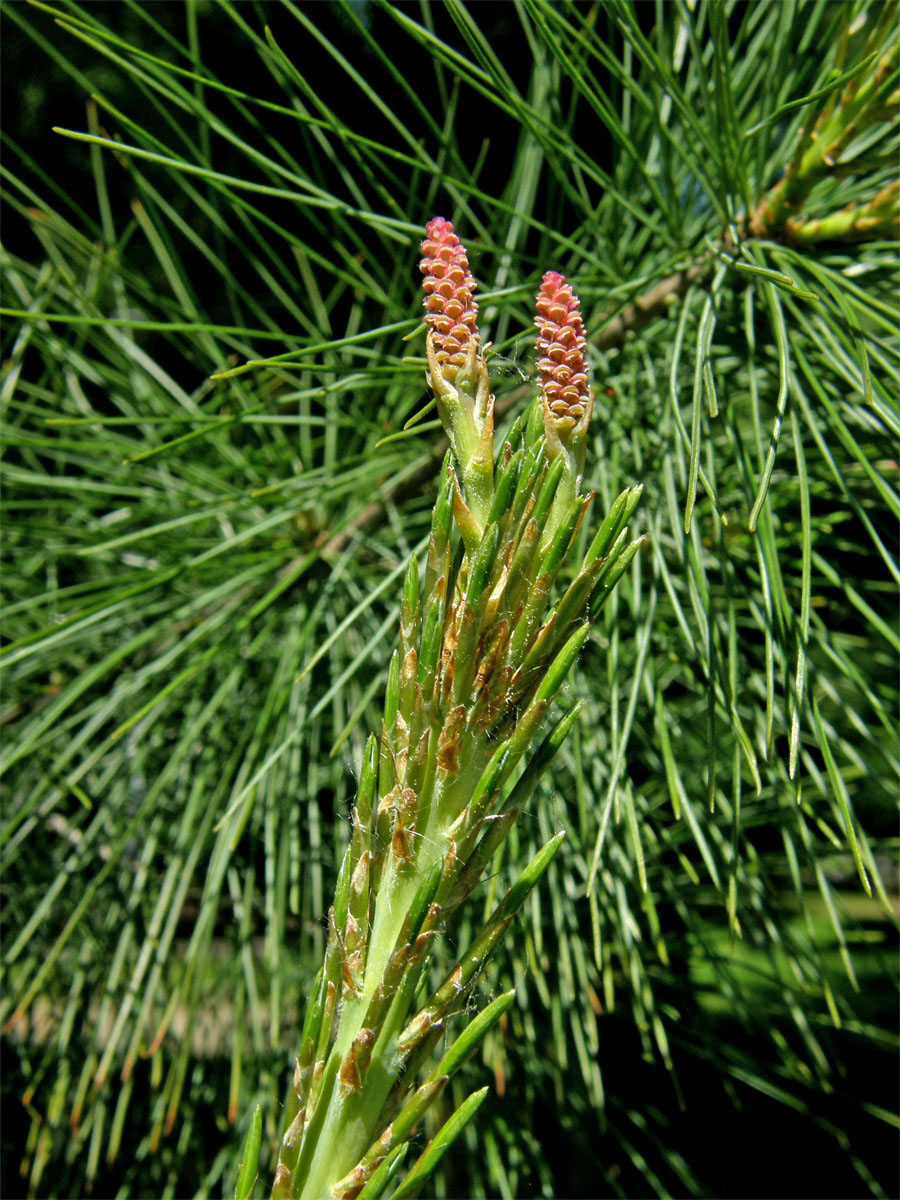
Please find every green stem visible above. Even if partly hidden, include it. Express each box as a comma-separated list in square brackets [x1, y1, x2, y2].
[290, 751, 489, 1196]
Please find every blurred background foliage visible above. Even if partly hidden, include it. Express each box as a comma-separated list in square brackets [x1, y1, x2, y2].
[1, 1, 897, 1197]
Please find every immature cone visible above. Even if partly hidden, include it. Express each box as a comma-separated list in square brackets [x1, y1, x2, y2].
[419, 217, 480, 383]
[535, 271, 593, 485]
[420, 217, 494, 528]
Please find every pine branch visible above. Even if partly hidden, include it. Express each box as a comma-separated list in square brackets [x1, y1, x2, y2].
[264, 220, 643, 1199]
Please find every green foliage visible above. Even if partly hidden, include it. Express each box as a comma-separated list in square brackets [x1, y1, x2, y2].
[2, 2, 897, 1198]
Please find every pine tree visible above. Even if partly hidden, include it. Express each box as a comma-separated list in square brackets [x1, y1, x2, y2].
[2, 3, 897, 1198]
